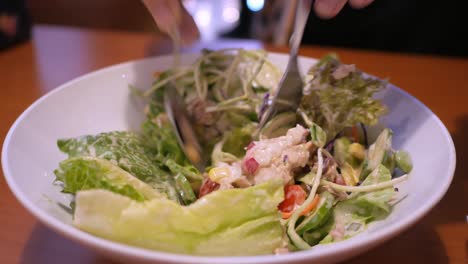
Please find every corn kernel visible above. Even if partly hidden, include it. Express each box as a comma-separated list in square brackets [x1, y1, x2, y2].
[208, 167, 231, 183]
[341, 163, 359, 186]
[349, 143, 365, 160]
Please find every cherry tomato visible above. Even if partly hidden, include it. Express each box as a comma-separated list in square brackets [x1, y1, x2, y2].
[199, 177, 219, 198]
[278, 185, 307, 213]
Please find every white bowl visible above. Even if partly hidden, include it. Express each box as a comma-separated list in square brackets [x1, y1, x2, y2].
[2, 53, 456, 264]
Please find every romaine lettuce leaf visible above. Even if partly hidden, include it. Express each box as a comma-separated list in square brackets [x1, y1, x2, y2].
[57, 131, 180, 201]
[141, 120, 202, 204]
[54, 157, 163, 202]
[141, 119, 187, 166]
[301, 54, 387, 141]
[73, 179, 285, 256]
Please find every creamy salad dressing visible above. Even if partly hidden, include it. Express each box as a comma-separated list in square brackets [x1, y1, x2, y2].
[243, 125, 312, 185]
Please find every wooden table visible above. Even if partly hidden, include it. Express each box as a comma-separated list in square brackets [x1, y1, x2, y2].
[1, 25, 467, 264]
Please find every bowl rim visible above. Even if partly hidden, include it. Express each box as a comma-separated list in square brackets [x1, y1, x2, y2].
[1, 52, 456, 263]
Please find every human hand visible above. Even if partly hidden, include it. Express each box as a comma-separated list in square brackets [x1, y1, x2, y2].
[142, 0, 199, 46]
[314, 0, 374, 19]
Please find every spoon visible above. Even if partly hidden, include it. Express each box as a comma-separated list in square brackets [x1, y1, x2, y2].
[164, 82, 206, 171]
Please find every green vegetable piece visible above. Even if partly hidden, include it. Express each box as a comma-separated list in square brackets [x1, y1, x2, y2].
[343, 165, 396, 220]
[174, 173, 197, 205]
[296, 192, 335, 234]
[382, 150, 396, 173]
[141, 120, 188, 166]
[318, 165, 396, 244]
[298, 171, 315, 185]
[142, 119, 203, 201]
[57, 131, 179, 201]
[300, 55, 388, 141]
[222, 124, 255, 157]
[302, 211, 335, 246]
[309, 123, 327, 148]
[360, 128, 393, 180]
[164, 159, 202, 182]
[54, 157, 163, 202]
[395, 150, 413, 173]
[318, 232, 334, 244]
[260, 112, 296, 138]
[334, 137, 352, 166]
[334, 137, 363, 170]
[73, 180, 285, 256]
[316, 214, 368, 245]
[211, 138, 241, 165]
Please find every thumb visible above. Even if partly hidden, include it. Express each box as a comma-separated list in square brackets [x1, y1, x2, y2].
[314, 0, 348, 19]
[142, 0, 199, 45]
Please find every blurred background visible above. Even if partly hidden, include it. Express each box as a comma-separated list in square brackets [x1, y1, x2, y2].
[1, 0, 467, 57]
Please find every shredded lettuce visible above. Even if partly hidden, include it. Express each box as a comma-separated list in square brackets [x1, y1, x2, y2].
[143, 49, 281, 162]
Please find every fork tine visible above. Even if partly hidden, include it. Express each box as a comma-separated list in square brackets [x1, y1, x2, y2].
[258, 0, 312, 130]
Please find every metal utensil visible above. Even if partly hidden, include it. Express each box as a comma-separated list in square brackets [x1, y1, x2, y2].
[164, 82, 206, 171]
[164, 0, 312, 170]
[258, 0, 312, 129]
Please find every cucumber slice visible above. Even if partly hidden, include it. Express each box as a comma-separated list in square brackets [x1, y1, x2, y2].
[395, 150, 413, 173]
[302, 211, 335, 246]
[382, 150, 396, 172]
[296, 192, 335, 234]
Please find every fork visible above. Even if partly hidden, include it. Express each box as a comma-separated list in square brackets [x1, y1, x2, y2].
[258, 0, 313, 129]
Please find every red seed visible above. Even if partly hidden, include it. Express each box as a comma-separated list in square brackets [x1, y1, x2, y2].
[243, 157, 259, 175]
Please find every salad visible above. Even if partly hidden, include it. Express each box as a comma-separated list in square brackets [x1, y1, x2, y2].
[53, 49, 412, 256]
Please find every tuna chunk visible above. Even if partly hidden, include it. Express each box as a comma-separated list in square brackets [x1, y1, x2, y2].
[242, 125, 312, 185]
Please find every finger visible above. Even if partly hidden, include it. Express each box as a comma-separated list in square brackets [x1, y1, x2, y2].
[142, 0, 181, 33]
[166, 0, 182, 23]
[314, 0, 348, 19]
[349, 0, 374, 9]
[179, 7, 200, 46]
[142, 0, 199, 45]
